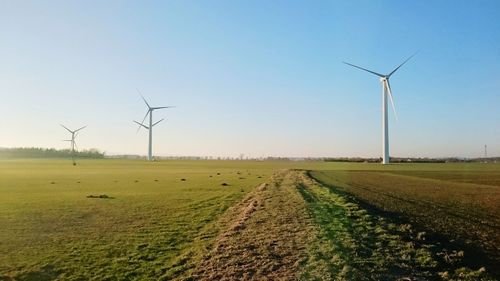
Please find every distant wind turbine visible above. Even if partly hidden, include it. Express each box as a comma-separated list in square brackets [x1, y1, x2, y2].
[134, 90, 175, 161]
[60, 124, 87, 166]
[343, 52, 417, 164]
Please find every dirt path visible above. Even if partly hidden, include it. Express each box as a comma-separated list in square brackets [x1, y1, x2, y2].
[189, 170, 495, 280]
[190, 170, 314, 280]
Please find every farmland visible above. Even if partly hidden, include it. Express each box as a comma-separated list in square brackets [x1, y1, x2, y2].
[0, 159, 499, 280]
[309, 166, 500, 279]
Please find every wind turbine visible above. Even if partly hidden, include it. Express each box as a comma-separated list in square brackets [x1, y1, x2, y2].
[343, 52, 417, 164]
[60, 124, 87, 165]
[134, 91, 174, 161]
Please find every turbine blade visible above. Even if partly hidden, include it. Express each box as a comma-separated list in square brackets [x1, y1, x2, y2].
[133, 120, 149, 129]
[342, 61, 385, 77]
[74, 125, 87, 133]
[386, 80, 398, 121]
[152, 118, 164, 127]
[137, 110, 150, 132]
[151, 106, 175, 110]
[387, 51, 418, 78]
[60, 124, 72, 133]
[137, 89, 151, 109]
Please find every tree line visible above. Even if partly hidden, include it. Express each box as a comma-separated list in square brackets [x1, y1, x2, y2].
[0, 147, 105, 159]
[323, 157, 499, 163]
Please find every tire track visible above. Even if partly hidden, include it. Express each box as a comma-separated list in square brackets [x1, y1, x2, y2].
[190, 170, 314, 280]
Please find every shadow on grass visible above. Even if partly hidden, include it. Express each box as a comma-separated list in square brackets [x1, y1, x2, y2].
[305, 170, 499, 280]
[298, 181, 419, 280]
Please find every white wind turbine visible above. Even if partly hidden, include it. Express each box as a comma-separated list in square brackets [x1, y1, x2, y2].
[60, 124, 87, 165]
[134, 91, 175, 161]
[343, 53, 416, 164]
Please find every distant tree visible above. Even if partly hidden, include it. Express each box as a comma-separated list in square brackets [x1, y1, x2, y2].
[0, 147, 105, 159]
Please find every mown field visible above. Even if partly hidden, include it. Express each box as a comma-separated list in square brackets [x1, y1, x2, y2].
[0, 159, 498, 280]
[0, 159, 274, 280]
[0, 159, 335, 280]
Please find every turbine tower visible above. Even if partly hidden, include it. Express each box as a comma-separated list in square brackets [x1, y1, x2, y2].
[60, 124, 86, 165]
[343, 53, 416, 164]
[134, 92, 174, 161]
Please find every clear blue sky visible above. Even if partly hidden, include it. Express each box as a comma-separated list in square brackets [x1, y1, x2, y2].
[1, 1, 499, 158]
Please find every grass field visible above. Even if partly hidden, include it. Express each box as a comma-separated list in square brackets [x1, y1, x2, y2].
[0, 159, 499, 280]
[0, 159, 280, 280]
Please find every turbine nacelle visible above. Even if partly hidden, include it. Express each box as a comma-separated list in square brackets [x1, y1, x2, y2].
[343, 52, 418, 122]
[60, 124, 87, 135]
[133, 118, 165, 130]
[135, 89, 174, 132]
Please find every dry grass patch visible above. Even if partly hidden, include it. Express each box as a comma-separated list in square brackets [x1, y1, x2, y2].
[191, 170, 315, 280]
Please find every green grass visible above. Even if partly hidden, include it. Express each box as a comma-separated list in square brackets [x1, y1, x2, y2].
[1, 159, 498, 280]
[0, 159, 285, 280]
[298, 173, 439, 280]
